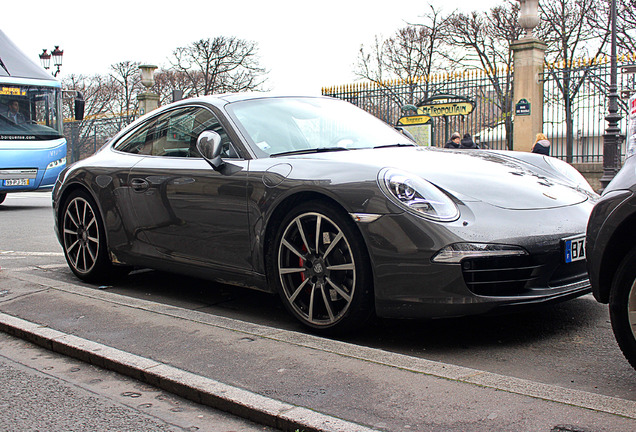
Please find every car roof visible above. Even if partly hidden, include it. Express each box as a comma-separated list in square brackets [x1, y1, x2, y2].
[183, 92, 330, 108]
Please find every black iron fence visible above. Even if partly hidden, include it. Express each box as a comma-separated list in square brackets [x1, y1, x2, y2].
[542, 55, 636, 163]
[323, 54, 636, 162]
[63, 114, 136, 163]
[322, 68, 514, 150]
[63, 55, 636, 164]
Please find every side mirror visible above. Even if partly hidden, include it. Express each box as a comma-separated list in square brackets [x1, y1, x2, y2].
[196, 130, 224, 170]
[74, 92, 85, 121]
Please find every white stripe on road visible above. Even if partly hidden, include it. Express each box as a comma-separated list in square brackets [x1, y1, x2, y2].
[0, 251, 64, 257]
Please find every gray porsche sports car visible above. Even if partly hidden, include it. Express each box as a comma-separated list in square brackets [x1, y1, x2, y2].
[53, 94, 597, 333]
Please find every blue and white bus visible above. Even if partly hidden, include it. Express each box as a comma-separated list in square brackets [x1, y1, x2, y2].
[0, 30, 82, 205]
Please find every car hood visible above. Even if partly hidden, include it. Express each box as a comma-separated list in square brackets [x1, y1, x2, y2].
[305, 147, 589, 210]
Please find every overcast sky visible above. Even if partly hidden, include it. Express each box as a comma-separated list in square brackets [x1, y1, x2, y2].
[3, 0, 503, 94]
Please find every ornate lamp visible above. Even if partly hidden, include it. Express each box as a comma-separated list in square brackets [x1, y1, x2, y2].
[39, 49, 51, 70]
[39, 46, 63, 77]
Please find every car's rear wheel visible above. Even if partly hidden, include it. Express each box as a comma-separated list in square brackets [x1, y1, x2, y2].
[610, 248, 636, 370]
[271, 201, 374, 334]
[61, 190, 112, 282]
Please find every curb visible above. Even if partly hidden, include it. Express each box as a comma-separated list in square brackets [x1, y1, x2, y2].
[0, 312, 378, 432]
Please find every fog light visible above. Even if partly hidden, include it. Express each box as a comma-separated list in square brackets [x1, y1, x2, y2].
[432, 243, 528, 263]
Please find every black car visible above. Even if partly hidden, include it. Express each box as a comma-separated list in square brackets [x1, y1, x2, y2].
[586, 114, 636, 369]
[53, 94, 597, 333]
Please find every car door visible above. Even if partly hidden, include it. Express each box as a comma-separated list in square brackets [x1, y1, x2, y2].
[125, 106, 252, 272]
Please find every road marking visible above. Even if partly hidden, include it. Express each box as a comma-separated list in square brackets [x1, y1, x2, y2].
[0, 250, 64, 257]
[4, 269, 636, 420]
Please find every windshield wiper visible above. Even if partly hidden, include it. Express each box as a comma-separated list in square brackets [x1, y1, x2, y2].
[271, 147, 350, 157]
[373, 143, 415, 149]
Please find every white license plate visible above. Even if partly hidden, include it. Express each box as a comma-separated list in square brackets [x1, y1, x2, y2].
[3, 178, 30, 186]
[564, 235, 586, 263]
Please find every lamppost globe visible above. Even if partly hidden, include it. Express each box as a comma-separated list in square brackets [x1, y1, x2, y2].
[52, 46, 63, 68]
[39, 49, 51, 70]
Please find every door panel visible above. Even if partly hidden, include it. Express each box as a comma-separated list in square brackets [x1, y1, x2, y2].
[128, 155, 251, 271]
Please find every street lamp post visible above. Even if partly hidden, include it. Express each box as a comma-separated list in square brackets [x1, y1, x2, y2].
[39, 46, 64, 77]
[600, 0, 622, 191]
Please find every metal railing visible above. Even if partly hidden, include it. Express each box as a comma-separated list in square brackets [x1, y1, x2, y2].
[63, 56, 636, 164]
[324, 55, 636, 162]
[323, 68, 514, 150]
[64, 115, 136, 163]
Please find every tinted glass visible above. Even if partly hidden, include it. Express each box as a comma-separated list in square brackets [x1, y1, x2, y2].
[114, 106, 238, 158]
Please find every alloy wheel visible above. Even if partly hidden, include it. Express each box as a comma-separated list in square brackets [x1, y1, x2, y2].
[277, 211, 356, 327]
[63, 196, 100, 275]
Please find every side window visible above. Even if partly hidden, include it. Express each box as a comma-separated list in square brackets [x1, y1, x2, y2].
[114, 106, 239, 158]
[189, 108, 238, 158]
[113, 119, 158, 155]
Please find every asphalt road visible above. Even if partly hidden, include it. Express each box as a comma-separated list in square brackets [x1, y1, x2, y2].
[1, 191, 634, 405]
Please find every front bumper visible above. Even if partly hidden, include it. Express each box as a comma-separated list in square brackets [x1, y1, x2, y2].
[356, 200, 593, 319]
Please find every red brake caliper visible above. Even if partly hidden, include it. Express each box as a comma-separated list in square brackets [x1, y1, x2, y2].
[300, 244, 307, 281]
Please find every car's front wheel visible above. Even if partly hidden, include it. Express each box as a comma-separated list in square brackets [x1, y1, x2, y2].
[61, 190, 112, 282]
[610, 248, 636, 370]
[271, 201, 374, 333]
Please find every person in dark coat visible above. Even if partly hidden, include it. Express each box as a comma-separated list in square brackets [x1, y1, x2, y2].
[531, 133, 550, 155]
[459, 133, 478, 149]
[444, 131, 461, 148]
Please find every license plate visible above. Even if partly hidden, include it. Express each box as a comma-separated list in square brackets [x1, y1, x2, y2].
[3, 178, 30, 186]
[564, 235, 586, 263]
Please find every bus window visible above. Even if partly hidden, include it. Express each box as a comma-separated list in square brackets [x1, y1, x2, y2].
[0, 85, 63, 140]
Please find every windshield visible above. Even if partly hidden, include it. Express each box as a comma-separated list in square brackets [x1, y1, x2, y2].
[0, 84, 63, 140]
[226, 97, 413, 157]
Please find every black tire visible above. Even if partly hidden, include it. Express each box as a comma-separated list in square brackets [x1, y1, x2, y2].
[609, 248, 636, 370]
[0, 193, 6, 205]
[60, 190, 114, 282]
[270, 200, 374, 334]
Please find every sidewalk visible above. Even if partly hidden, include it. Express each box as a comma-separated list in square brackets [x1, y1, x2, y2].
[0, 269, 634, 432]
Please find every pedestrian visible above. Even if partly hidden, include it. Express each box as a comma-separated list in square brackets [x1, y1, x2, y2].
[459, 133, 478, 149]
[532, 133, 550, 155]
[444, 131, 461, 148]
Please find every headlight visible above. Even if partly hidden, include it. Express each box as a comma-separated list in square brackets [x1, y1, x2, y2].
[46, 157, 66, 170]
[431, 243, 528, 263]
[379, 168, 459, 221]
[543, 156, 595, 194]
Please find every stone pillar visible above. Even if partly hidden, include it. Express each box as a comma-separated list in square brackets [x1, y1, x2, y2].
[511, 38, 547, 152]
[137, 92, 160, 116]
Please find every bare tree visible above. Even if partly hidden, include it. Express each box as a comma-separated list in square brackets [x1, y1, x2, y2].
[538, 0, 611, 162]
[355, 4, 449, 106]
[169, 36, 267, 96]
[153, 69, 196, 106]
[589, 0, 636, 54]
[445, 1, 521, 148]
[62, 73, 120, 160]
[109, 61, 141, 119]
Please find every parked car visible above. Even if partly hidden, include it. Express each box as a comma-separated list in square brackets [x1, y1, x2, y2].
[53, 94, 597, 333]
[586, 95, 636, 369]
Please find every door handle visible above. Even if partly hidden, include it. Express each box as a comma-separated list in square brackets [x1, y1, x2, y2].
[130, 178, 149, 191]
